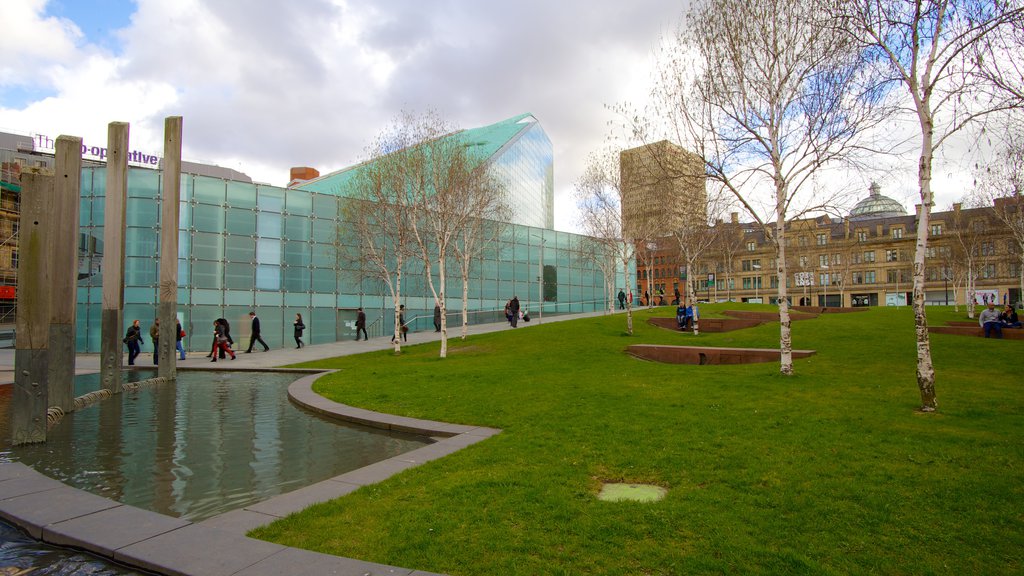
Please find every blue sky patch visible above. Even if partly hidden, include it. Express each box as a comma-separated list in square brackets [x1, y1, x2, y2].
[44, 0, 135, 52]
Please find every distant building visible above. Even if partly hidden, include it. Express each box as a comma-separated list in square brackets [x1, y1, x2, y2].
[620, 140, 706, 240]
[637, 183, 1022, 307]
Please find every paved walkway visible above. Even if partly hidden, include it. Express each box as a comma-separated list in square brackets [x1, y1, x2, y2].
[0, 309, 614, 575]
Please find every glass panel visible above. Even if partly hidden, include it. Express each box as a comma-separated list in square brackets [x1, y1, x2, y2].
[256, 238, 281, 264]
[178, 258, 189, 285]
[125, 256, 158, 286]
[257, 211, 282, 238]
[312, 268, 336, 293]
[191, 260, 222, 290]
[313, 194, 338, 216]
[225, 208, 256, 236]
[126, 199, 159, 228]
[192, 232, 224, 261]
[226, 181, 258, 209]
[125, 228, 158, 257]
[283, 241, 310, 267]
[258, 187, 285, 212]
[128, 169, 160, 199]
[225, 262, 255, 290]
[311, 243, 336, 268]
[225, 235, 255, 262]
[193, 203, 224, 233]
[283, 266, 310, 292]
[256, 265, 280, 290]
[311, 218, 336, 243]
[194, 177, 226, 204]
[286, 190, 312, 216]
[178, 200, 190, 229]
[284, 215, 311, 242]
[125, 286, 156, 304]
[178, 231, 191, 259]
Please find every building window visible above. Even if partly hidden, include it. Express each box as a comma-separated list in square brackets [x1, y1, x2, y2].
[891, 227, 903, 239]
[864, 251, 875, 263]
[887, 269, 898, 283]
[852, 271, 863, 284]
[925, 247, 936, 258]
[742, 259, 752, 272]
[819, 272, 830, 286]
[832, 253, 841, 265]
[799, 256, 808, 268]
[799, 236, 808, 247]
[11, 250, 17, 269]
[885, 249, 898, 262]
[857, 230, 868, 242]
[981, 242, 995, 256]
[852, 252, 862, 264]
[930, 223, 942, 236]
[770, 275, 779, 288]
[865, 271, 876, 283]
[742, 277, 752, 289]
[818, 254, 829, 267]
[746, 241, 756, 251]
[1010, 262, 1021, 277]
[982, 264, 995, 279]
[816, 233, 827, 246]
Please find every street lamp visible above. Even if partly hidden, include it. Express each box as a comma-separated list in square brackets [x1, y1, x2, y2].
[821, 264, 829, 308]
[751, 264, 761, 303]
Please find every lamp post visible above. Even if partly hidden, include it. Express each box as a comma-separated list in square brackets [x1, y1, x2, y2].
[751, 264, 761, 303]
[821, 264, 829, 308]
[943, 269, 949, 306]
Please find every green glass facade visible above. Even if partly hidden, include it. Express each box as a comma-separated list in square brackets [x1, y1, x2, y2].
[74, 168, 616, 353]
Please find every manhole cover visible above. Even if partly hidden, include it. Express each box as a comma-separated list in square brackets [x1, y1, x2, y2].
[597, 483, 667, 502]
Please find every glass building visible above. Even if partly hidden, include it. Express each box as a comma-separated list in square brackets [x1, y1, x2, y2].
[72, 115, 621, 352]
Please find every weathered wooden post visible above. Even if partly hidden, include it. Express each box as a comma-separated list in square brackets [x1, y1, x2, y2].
[48, 136, 82, 412]
[100, 122, 129, 394]
[11, 168, 56, 444]
[157, 117, 182, 378]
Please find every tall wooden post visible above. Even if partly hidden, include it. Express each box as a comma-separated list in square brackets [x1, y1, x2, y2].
[158, 117, 182, 378]
[100, 122, 129, 394]
[11, 169, 56, 444]
[48, 136, 82, 412]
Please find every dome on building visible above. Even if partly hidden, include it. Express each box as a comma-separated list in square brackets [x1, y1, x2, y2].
[849, 182, 907, 220]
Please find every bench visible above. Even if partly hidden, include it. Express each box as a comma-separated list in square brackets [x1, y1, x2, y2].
[928, 325, 1024, 340]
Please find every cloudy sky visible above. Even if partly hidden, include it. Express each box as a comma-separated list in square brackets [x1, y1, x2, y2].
[0, 0, 989, 233]
[0, 0, 693, 231]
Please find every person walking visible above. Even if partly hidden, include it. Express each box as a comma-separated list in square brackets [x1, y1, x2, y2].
[617, 289, 626, 310]
[124, 319, 143, 366]
[149, 318, 160, 365]
[355, 307, 368, 341]
[391, 305, 407, 343]
[246, 311, 269, 352]
[207, 317, 232, 359]
[433, 303, 442, 332]
[510, 296, 520, 328]
[175, 320, 186, 360]
[211, 319, 236, 361]
[293, 313, 305, 348]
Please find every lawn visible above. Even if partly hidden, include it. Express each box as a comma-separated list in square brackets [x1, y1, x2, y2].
[251, 304, 1024, 575]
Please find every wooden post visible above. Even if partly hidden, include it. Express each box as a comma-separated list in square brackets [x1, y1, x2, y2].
[158, 117, 182, 378]
[11, 169, 56, 444]
[48, 136, 82, 412]
[100, 122, 129, 394]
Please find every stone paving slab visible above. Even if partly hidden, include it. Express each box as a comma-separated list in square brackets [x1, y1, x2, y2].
[196, 508, 278, 534]
[43, 504, 191, 556]
[237, 546, 414, 576]
[0, 483, 121, 539]
[0, 461, 34, 481]
[332, 457, 422, 486]
[114, 523, 287, 576]
[0, 472, 67, 500]
[391, 442, 466, 464]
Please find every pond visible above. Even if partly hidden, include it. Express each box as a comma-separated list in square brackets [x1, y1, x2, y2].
[0, 519, 145, 575]
[0, 370, 432, 522]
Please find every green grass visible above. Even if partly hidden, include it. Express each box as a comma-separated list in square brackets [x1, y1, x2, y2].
[251, 304, 1024, 575]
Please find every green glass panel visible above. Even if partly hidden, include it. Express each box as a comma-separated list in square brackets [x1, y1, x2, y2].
[225, 262, 254, 290]
[256, 265, 280, 290]
[125, 228, 158, 257]
[191, 260, 222, 290]
[125, 256, 157, 286]
[178, 200, 190, 229]
[225, 235, 255, 262]
[284, 240, 310, 267]
[311, 218, 336, 243]
[257, 211, 282, 238]
[313, 194, 338, 216]
[193, 203, 224, 233]
[178, 231, 190, 259]
[226, 181, 258, 209]
[126, 199, 159, 228]
[128, 169, 160, 198]
[225, 208, 256, 235]
[258, 187, 285, 212]
[311, 243, 336, 268]
[286, 190, 312, 216]
[311, 268, 336, 293]
[178, 259, 189, 285]
[285, 215, 311, 242]
[194, 177, 226, 204]
[125, 286, 156, 304]
[256, 238, 280, 264]
[283, 266, 310, 292]
[192, 232, 224, 261]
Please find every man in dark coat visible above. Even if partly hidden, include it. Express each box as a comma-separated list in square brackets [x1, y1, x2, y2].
[433, 304, 442, 332]
[510, 296, 521, 328]
[355, 307, 368, 341]
[246, 311, 269, 352]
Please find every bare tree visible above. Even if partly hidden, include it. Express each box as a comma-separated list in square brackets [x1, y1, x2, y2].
[647, 0, 876, 375]
[575, 150, 638, 334]
[836, 0, 1024, 411]
[451, 170, 507, 340]
[975, 126, 1024, 305]
[671, 184, 730, 334]
[343, 124, 418, 354]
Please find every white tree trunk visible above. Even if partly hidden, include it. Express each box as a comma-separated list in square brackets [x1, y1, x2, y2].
[912, 127, 937, 412]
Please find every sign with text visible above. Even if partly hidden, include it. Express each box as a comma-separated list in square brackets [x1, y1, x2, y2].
[33, 134, 159, 167]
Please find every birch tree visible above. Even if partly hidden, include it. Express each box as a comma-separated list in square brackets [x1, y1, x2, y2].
[648, 0, 877, 375]
[975, 127, 1024, 305]
[451, 169, 507, 340]
[835, 0, 1024, 411]
[575, 150, 638, 334]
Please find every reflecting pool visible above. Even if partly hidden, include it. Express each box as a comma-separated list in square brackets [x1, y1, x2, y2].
[0, 371, 432, 521]
[0, 520, 144, 575]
